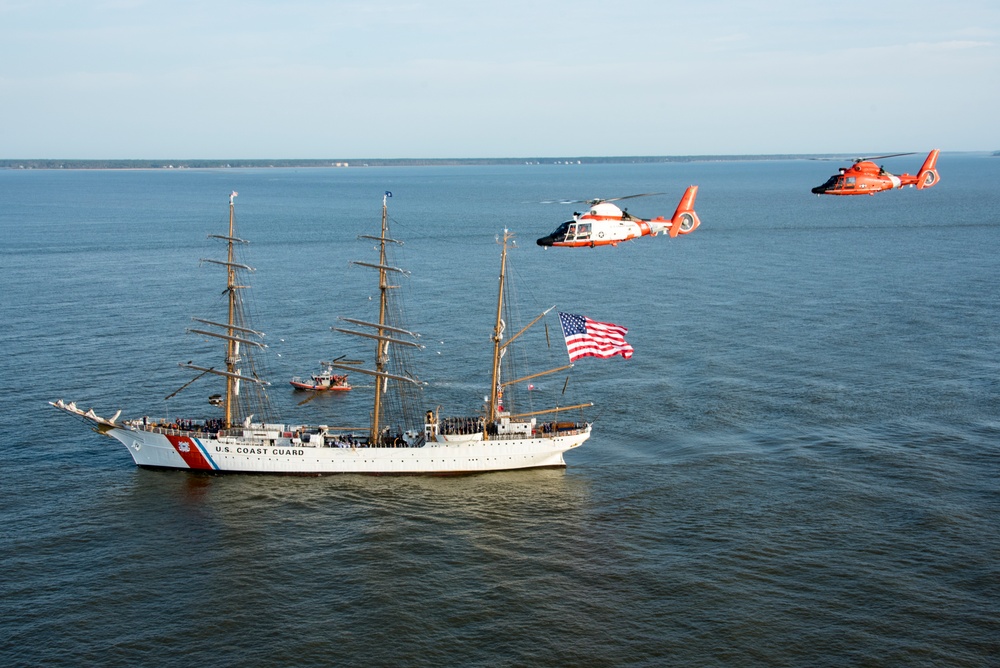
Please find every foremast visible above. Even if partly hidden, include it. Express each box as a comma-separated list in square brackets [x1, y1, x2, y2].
[181, 191, 272, 430]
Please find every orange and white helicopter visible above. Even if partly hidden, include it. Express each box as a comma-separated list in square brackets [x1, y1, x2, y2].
[811, 150, 940, 196]
[536, 186, 700, 248]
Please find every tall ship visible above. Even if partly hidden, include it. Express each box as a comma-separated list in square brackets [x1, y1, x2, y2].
[52, 192, 592, 474]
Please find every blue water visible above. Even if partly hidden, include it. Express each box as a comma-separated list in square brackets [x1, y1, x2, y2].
[1, 156, 999, 666]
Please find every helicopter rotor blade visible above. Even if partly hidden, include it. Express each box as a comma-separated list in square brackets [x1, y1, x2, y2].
[536, 192, 667, 206]
[854, 152, 917, 163]
[537, 198, 591, 205]
[810, 152, 917, 163]
[602, 192, 667, 203]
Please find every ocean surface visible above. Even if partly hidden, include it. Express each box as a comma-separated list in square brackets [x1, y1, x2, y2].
[1, 155, 998, 666]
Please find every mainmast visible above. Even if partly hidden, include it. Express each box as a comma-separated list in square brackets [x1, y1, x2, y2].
[224, 191, 239, 428]
[371, 193, 392, 442]
[331, 192, 422, 445]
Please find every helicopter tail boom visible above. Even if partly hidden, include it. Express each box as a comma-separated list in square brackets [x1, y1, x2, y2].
[915, 149, 940, 190]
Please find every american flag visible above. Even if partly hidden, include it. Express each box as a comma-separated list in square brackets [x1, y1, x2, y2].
[559, 312, 633, 362]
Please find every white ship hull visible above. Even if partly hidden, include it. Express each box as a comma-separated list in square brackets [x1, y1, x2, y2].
[103, 424, 590, 475]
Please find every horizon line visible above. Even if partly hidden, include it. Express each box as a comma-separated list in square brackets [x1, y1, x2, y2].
[3, 151, 990, 170]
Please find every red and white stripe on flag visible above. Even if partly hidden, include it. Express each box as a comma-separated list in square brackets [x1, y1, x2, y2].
[559, 312, 633, 362]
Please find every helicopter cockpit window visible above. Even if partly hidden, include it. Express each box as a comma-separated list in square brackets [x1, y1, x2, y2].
[845, 176, 856, 188]
[575, 223, 591, 240]
[554, 222, 571, 239]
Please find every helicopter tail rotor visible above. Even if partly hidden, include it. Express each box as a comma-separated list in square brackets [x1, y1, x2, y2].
[915, 149, 941, 189]
[668, 186, 700, 237]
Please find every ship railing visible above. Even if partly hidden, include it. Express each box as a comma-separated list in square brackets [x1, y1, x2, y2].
[128, 422, 587, 441]
[123, 418, 226, 439]
[532, 424, 588, 439]
[135, 424, 217, 438]
[328, 442, 421, 449]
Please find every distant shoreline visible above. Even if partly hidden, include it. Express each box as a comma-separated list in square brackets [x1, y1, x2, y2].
[2, 152, 993, 170]
[0, 155, 876, 170]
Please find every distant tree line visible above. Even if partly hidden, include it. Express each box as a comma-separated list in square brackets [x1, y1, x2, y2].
[1, 155, 852, 170]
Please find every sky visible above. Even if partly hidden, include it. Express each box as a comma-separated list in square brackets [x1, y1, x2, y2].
[1, 0, 998, 159]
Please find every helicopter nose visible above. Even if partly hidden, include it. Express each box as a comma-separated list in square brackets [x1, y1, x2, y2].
[536, 235, 553, 247]
[811, 185, 826, 194]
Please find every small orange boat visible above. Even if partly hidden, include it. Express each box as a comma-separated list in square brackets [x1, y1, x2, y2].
[290, 362, 352, 391]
